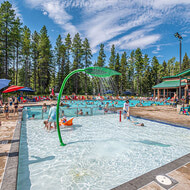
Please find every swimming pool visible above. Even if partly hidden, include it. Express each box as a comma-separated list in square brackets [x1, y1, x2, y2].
[17, 108, 190, 190]
[60, 99, 170, 108]
[25, 99, 170, 120]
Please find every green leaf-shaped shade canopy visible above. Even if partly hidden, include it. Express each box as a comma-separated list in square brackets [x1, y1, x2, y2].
[84, 67, 121, 78]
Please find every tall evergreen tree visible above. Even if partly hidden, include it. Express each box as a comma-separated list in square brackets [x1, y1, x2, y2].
[182, 53, 190, 71]
[115, 53, 120, 94]
[21, 26, 31, 87]
[12, 17, 22, 85]
[151, 56, 160, 85]
[0, 1, 16, 78]
[120, 52, 127, 93]
[97, 44, 106, 67]
[54, 34, 63, 89]
[37, 25, 52, 93]
[128, 50, 135, 92]
[134, 48, 144, 95]
[142, 66, 153, 96]
[109, 44, 116, 70]
[71, 33, 83, 94]
[82, 38, 92, 93]
[64, 33, 72, 94]
[31, 31, 39, 90]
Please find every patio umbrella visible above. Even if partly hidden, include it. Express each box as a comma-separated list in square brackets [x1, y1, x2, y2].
[0, 79, 11, 90]
[17, 87, 35, 92]
[123, 91, 132, 95]
[104, 90, 114, 94]
[2, 85, 24, 93]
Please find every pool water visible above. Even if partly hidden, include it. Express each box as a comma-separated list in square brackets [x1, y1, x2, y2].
[25, 99, 170, 120]
[17, 110, 190, 190]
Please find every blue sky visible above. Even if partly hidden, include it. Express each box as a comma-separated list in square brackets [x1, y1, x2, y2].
[10, 0, 190, 65]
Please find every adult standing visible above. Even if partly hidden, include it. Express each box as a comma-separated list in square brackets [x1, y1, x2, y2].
[123, 100, 130, 119]
[48, 104, 57, 131]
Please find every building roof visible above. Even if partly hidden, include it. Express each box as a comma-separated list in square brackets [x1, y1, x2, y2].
[162, 68, 190, 79]
[152, 80, 187, 89]
[176, 68, 190, 77]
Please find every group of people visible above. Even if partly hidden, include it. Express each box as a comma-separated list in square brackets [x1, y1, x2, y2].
[1, 96, 19, 119]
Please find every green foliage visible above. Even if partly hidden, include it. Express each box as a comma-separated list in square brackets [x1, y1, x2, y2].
[97, 44, 106, 67]
[109, 44, 116, 70]
[182, 53, 190, 71]
[1, 1, 190, 96]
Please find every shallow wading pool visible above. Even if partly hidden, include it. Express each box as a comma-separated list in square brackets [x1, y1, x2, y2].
[17, 110, 190, 190]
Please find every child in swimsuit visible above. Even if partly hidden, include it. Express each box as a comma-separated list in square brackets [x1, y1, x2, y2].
[4, 103, 9, 119]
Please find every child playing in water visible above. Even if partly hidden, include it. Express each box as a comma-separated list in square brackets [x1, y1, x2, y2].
[127, 112, 144, 126]
[44, 120, 49, 130]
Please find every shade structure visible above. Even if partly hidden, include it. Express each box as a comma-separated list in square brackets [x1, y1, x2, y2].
[84, 67, 121, 78]
[123, 91, 132, 95]
[0, 79, 11, 90]
[56, 67, 122, 146]
[104, 90, 114, 94]
[3, 85, 24, 93]
[17, 87, 35, 92]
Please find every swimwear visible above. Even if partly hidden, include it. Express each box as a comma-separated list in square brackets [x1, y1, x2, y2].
[123, 103, 129, 112]
[48, 106, 57, 122]
[4, 106, 8, 113]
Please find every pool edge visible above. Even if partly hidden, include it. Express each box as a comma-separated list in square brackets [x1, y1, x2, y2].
[0, 110, 23, 190]
[111, 153, 190, 190]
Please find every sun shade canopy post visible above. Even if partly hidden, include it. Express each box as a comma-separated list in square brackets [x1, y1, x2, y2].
[56, 67, 121, 146]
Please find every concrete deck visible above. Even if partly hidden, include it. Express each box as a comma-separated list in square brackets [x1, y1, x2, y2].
[130, 106, 190, 128]
[0, 113, 19, 188]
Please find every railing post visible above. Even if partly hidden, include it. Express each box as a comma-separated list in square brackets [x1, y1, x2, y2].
[91, 108, 93, 116]
[77, 108, 78, 117]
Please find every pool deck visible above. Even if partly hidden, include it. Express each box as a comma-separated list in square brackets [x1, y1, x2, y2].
[0, 102, 190, 190]
[130, 105, 190, 128]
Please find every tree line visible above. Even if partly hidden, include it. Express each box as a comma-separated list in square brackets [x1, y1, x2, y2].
[0, 1, 190, 95]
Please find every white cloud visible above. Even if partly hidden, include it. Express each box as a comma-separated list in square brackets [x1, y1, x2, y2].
[25, 0, 190, 53]
[43, 11, 48, 15]
[25, 0, 78, 36]
[110, 28, 160, 50]
[11, 2, 23, 21]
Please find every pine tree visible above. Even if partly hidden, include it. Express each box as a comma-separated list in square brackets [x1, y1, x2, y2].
[115, 53, 120, 94]
[142, 66, 153, 96]
[151, 56, 160, 85]
[31, 31, 39, 90]
[54, 35, 63, 89]
[0, 1, 16, 78]
[182, 53, 190, 71]
[134, 48, 144, 95]
[82, 38, 92, 93]
[12, 17, 22, 85]
[71, 33, 83, 94]
[97, 44, 106, 67]
[120, 52, 127, 93]
[37, 26, 52, 94]
[109, 44, 116, 70]
[21, 26, 31, 87]
[64, 33, 72, 94]
[128, 50, 135, 92]
[167, 57, 175, 76]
